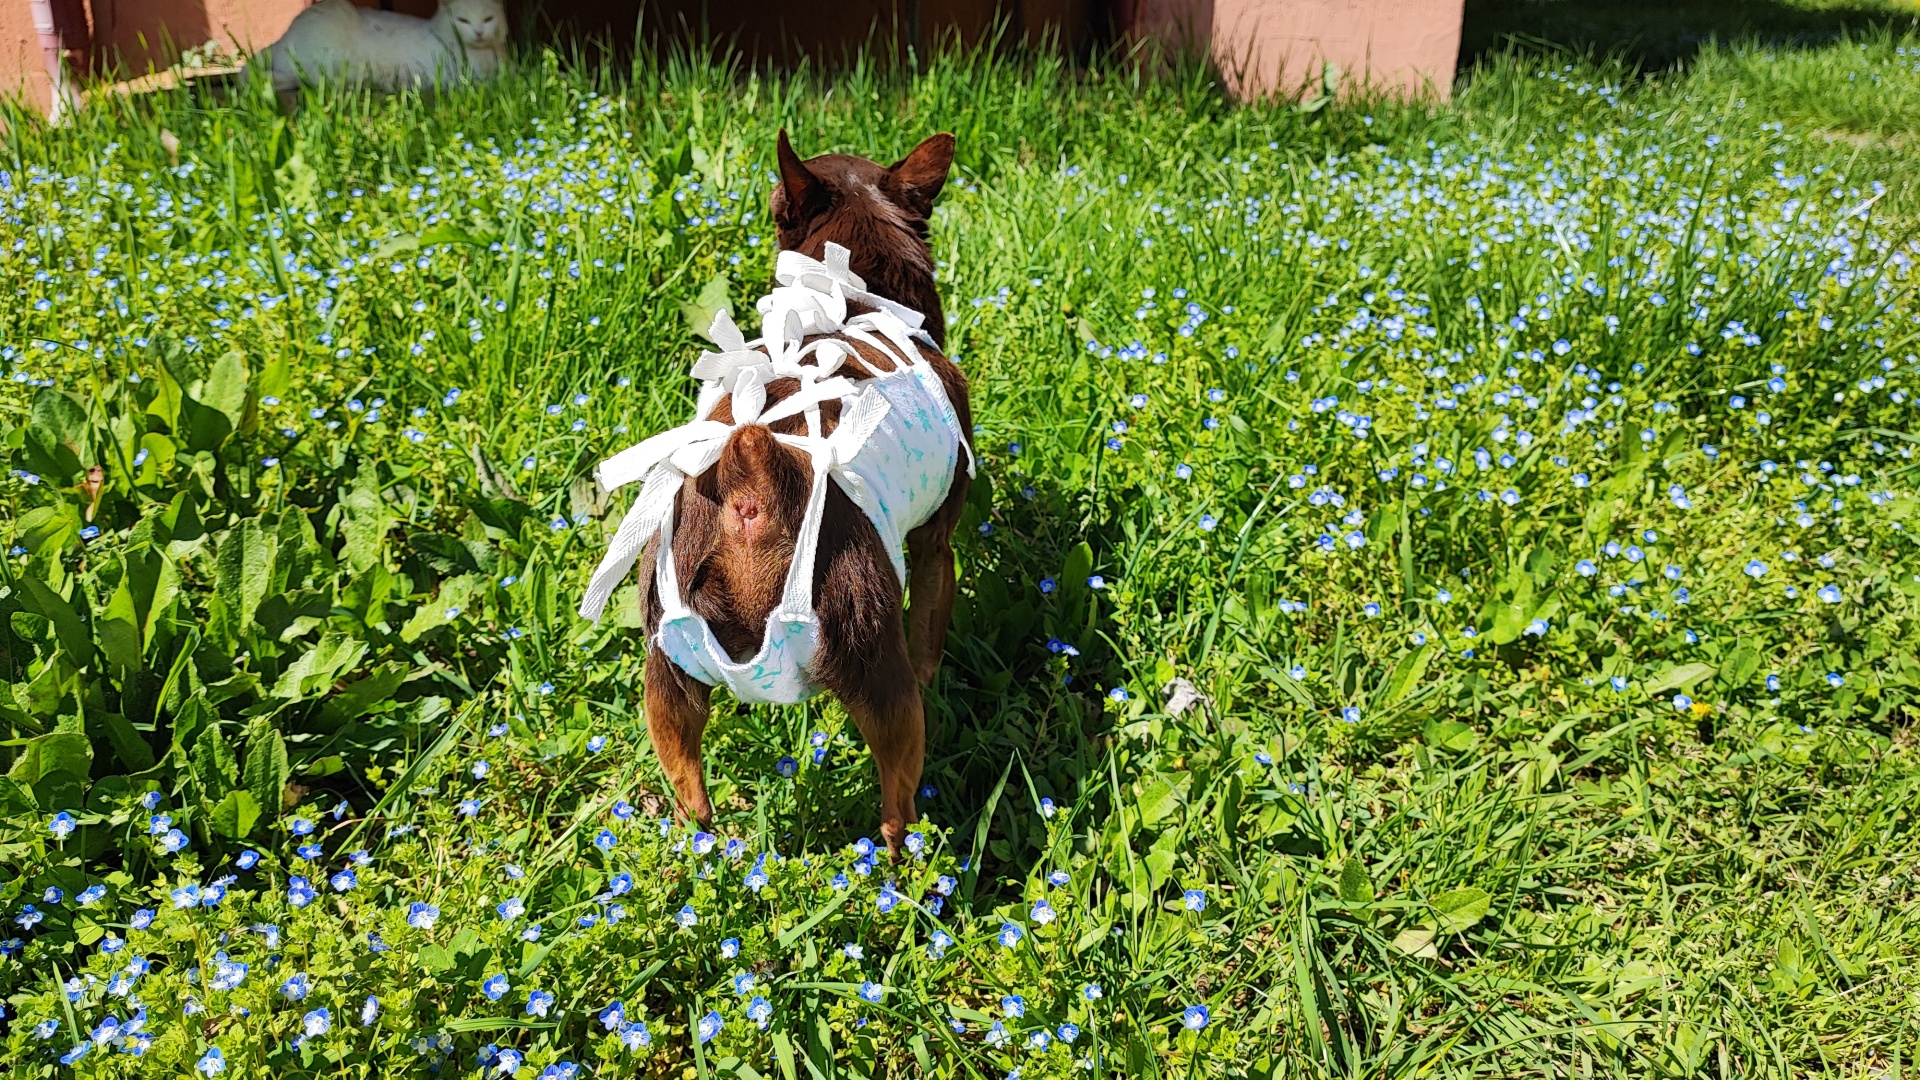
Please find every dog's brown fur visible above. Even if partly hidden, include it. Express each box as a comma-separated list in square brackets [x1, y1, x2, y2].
[637, 131, 969, 852]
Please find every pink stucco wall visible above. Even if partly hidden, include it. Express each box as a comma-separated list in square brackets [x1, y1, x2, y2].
[1, 0, 309, 113]
[92, 0, 310, 68]
[1134, 0, 1465, 102]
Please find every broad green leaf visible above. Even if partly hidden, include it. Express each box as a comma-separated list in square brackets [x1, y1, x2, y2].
[0, 777, 37, 815]
[1382, 646, 1433, 706]
[680, 272, 734, 342]
[30, 388, 90, 465]
[215, 517, 275, 645]
[272, 634, 369, 700]
[244, 721, 290, 817]
[1143, 828, 1179, 888]
[95, 713, 155, 772]
[17, 504, 78, 555]
[399, 573, 484, 643]
[8, 732, 92, 785]
[16, 575, 94, 662]
[324, 662, 409, 721]
[1432, 887, 1492, 934]
[1645, 662, 1716, 695]
[1719, 645, 1762, 689]
[339, 465, 394, 572]
[1391, 927, 1438, 958]
[98, 577, 142, 676]
[191, 720, 238, 799]
[1488, 601, 1530, 645]
[1423, 718, 1479, 752]
[1061, 541, 1093, 595]
[1337, 856, 1375, 903]
[1135, 773, 1188, 828]
[210, 789, 262, 839]
[202, 350, 250, 425]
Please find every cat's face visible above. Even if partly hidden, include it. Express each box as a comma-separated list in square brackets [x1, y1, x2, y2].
[444, 0, 506, 50]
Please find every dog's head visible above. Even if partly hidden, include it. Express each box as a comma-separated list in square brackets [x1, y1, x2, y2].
[771, 130, 954, 344]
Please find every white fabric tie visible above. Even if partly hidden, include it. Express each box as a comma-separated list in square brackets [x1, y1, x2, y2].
[577, 243, 974, 705]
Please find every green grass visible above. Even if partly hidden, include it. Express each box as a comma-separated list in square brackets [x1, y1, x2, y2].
[4, 25, 1920, 1079]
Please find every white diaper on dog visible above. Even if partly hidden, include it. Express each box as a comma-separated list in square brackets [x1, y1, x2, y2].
[578, 243, 973, 705]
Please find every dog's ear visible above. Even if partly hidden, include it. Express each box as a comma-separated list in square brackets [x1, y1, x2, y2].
[774, 129, 829, 232]
[886, 132, 954, 218]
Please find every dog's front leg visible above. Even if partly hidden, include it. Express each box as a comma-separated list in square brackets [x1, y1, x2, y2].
[644, 648, 715, 830]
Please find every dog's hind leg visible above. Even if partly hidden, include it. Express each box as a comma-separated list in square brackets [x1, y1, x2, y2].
[644, 648, 716, 829]
[811, 487, 923, 852]
[905, 517, 959, 687]
[840, 652, 925, 855]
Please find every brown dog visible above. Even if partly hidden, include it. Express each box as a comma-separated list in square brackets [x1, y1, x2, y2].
[634, 130, 969, 852]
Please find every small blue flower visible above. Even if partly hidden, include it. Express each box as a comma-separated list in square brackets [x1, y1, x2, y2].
[997, 923, 1025, 948]
[1826, 672, 1845, 688]
[1183, 1004, 1211, 1030]
[859, 981, 885, 1003]
[1183, 888, 1207, 912]
[301, 1007, 331, 1038]
[482, 974, 510, 1001]
[697, 1010, 724, 1043]
[525, 990, 555, 1016]
[406, 902, 439, 929]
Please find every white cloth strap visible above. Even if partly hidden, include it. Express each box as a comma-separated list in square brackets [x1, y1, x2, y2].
[579, 243, 970, 647]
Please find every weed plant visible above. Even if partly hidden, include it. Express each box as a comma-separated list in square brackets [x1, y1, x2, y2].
[3, 28, 1920, 1080]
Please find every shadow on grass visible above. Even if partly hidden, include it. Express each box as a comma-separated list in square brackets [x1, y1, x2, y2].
[750, 471, 1121, 880]
[1461, 0, 1920, 71]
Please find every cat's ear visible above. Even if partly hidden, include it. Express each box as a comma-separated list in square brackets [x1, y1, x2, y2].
[886, 133, 954, 219]
[774, 129, 828, 232]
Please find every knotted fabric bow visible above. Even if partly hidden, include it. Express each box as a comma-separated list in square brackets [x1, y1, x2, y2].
[578, 243, 961, 624]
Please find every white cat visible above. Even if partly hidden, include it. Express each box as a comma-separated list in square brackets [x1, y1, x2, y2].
[257, 0, 507, 95]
